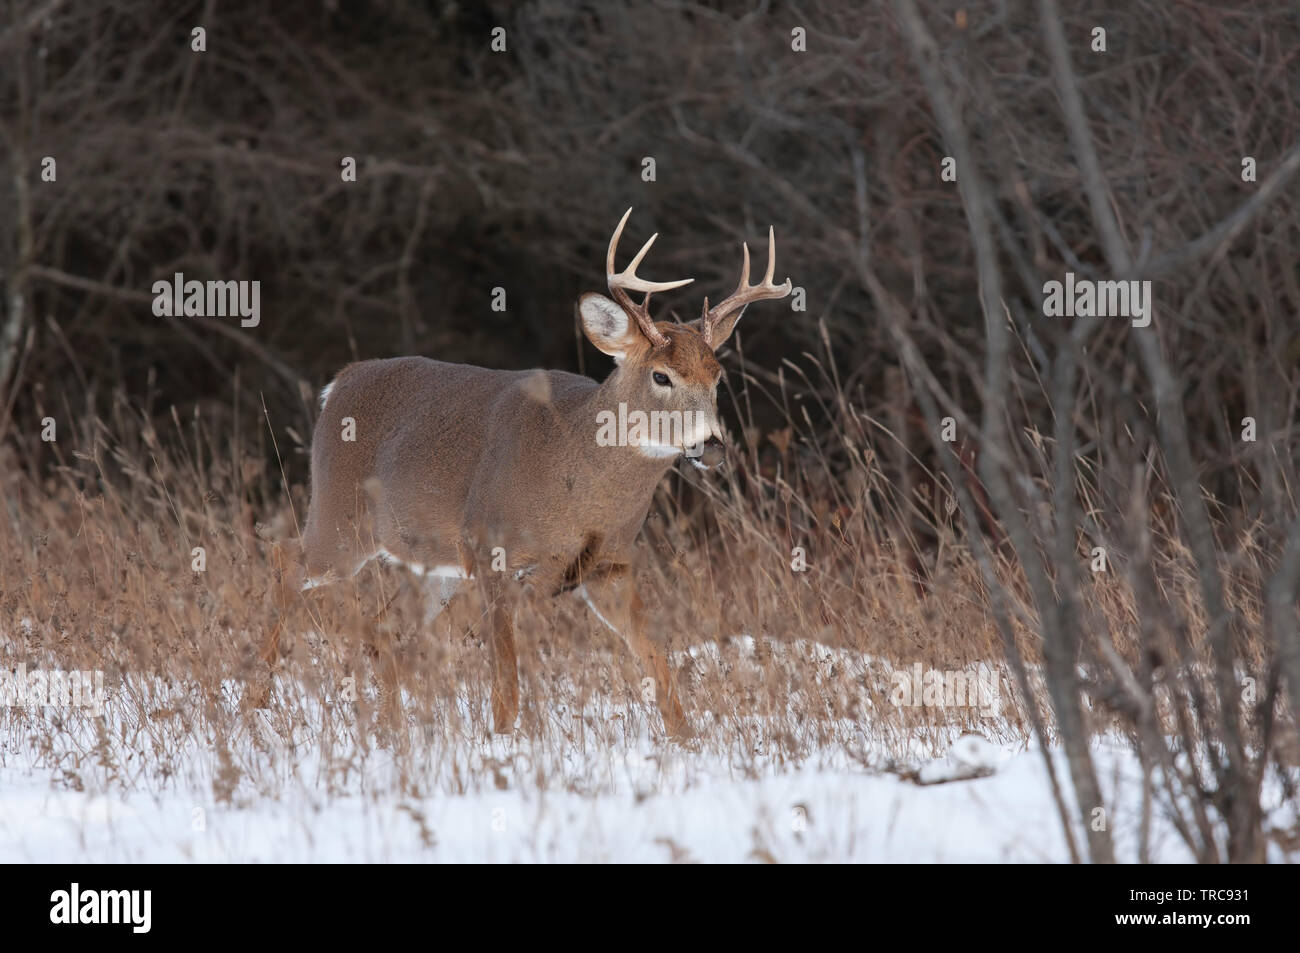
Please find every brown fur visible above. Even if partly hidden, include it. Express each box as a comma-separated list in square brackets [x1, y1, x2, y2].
[284, 218, 789, 737]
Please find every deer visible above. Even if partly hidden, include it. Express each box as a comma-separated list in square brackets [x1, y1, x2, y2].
[280, 209, 791, 737]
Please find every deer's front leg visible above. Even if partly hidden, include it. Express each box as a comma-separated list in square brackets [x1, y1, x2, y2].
[479, 574, 519, 734]
[580, 568, 689, 738]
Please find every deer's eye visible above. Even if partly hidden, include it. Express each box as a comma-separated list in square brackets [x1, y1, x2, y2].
[652, 371, 671, 387]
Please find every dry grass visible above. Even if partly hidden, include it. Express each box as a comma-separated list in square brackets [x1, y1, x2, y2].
[2, 354, 1285, 814]
[0, 380, 1001, 798]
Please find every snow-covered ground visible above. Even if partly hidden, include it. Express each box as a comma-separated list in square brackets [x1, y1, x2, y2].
[1, 636, 1294, 862]
[6, 734, 1275, 862]
[0, 744, 1113, 862]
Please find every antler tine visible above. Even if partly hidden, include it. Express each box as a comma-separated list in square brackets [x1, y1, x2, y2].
[702, 226, 792, 347]
[735, 242, 751, 295]
[762, 225, 778, 286]
[619, 234, 694, 294]
[605, 208, 694, 348]
[605, 207, 633, 280]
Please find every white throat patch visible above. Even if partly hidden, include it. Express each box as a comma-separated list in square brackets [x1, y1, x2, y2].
[637, 442, 683, 460]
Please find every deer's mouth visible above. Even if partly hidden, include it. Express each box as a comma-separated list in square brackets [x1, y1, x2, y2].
[687, 436, 726, 470]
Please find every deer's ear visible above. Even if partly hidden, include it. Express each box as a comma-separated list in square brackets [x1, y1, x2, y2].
[579, 293, 640, 361]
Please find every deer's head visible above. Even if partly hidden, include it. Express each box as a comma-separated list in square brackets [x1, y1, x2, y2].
[579, 208, 791, 470]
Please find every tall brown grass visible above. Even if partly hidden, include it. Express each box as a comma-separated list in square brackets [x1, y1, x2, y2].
[2, 344, 1289, 831]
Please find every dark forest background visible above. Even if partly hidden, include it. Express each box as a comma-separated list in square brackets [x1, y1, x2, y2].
[3, 1, 1297, 498]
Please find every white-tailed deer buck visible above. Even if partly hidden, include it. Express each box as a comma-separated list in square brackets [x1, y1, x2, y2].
[289, 209, 791, 736]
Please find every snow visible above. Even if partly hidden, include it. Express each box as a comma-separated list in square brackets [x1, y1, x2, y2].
[1, 635, 1293, 863]
[0, 739, 1148, 862]
[915, 734, 1002, 784]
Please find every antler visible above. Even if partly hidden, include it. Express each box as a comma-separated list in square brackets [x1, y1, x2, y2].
[606, 208, 693, 349]
[699, 227, 792, 348]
